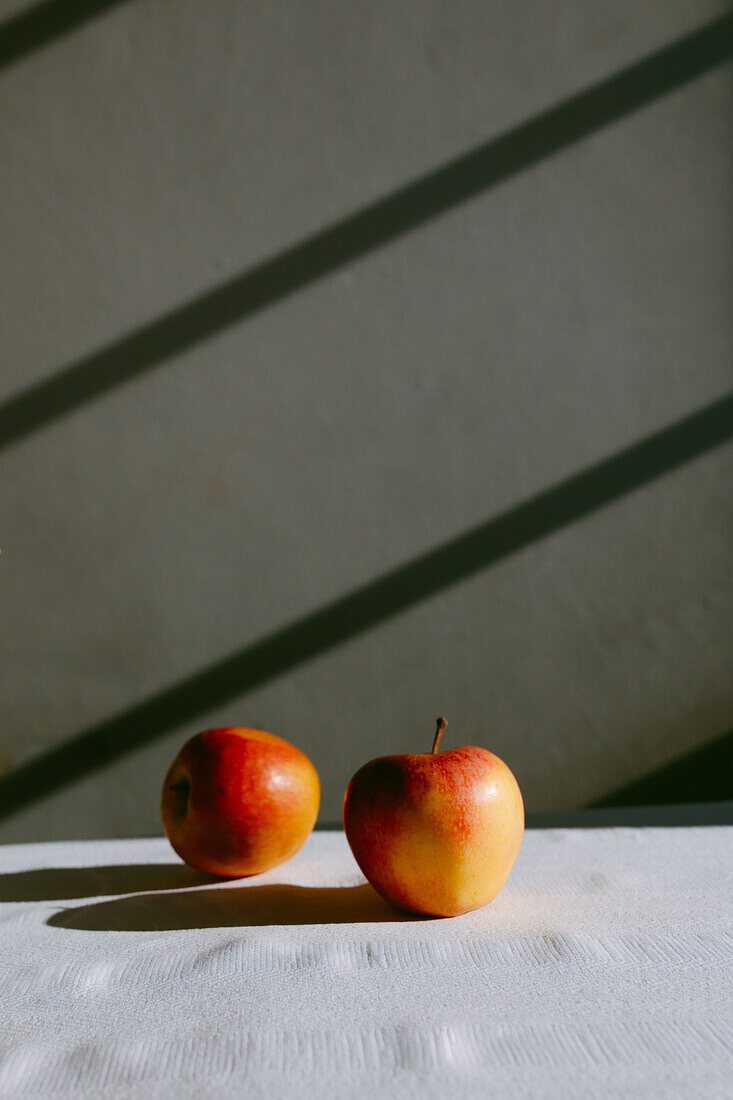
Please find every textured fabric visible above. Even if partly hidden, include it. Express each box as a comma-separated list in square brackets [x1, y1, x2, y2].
[0, 827, 731, 1099]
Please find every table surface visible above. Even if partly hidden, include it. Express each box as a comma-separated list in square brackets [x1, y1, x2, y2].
[1, 826, 732, 1099]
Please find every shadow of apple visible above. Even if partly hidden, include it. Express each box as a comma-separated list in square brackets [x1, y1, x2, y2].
[46, 882, 424, 930]
[0, 863, 216, 902]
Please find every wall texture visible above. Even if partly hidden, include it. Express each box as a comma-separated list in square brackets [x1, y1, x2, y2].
[1, 0, 731, 840]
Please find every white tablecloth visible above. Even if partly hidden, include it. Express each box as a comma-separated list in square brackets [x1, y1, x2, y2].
[1, 827, 731, 1099]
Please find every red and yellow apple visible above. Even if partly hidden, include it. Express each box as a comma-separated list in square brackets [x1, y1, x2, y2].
[343, 718, 523, 916]
[161, 726, 320, 877]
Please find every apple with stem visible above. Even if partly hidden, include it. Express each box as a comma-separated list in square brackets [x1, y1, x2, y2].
[343, 718, 523, 916]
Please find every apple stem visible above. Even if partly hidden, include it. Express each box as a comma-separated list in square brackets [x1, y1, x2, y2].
[432, 717, 448, 754]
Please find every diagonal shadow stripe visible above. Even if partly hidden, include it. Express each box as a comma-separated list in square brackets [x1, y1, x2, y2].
[2, 13, 732, 454]
[1, 392, 731, 821]
[526, 803, 733, 828]
[591, 728, 733, 808]
[0, 0, 134, 71]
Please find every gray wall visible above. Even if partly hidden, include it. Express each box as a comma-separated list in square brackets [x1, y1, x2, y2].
[1, 0, 731, 841]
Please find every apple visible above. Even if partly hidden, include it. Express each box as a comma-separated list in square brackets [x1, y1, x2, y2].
[161, 726, 320, 877]
[343, 718, 523, 916]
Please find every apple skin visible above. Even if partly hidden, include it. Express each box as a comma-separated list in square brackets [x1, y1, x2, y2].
[343, 731, 523, 917]
[161, 727, 320, 877]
